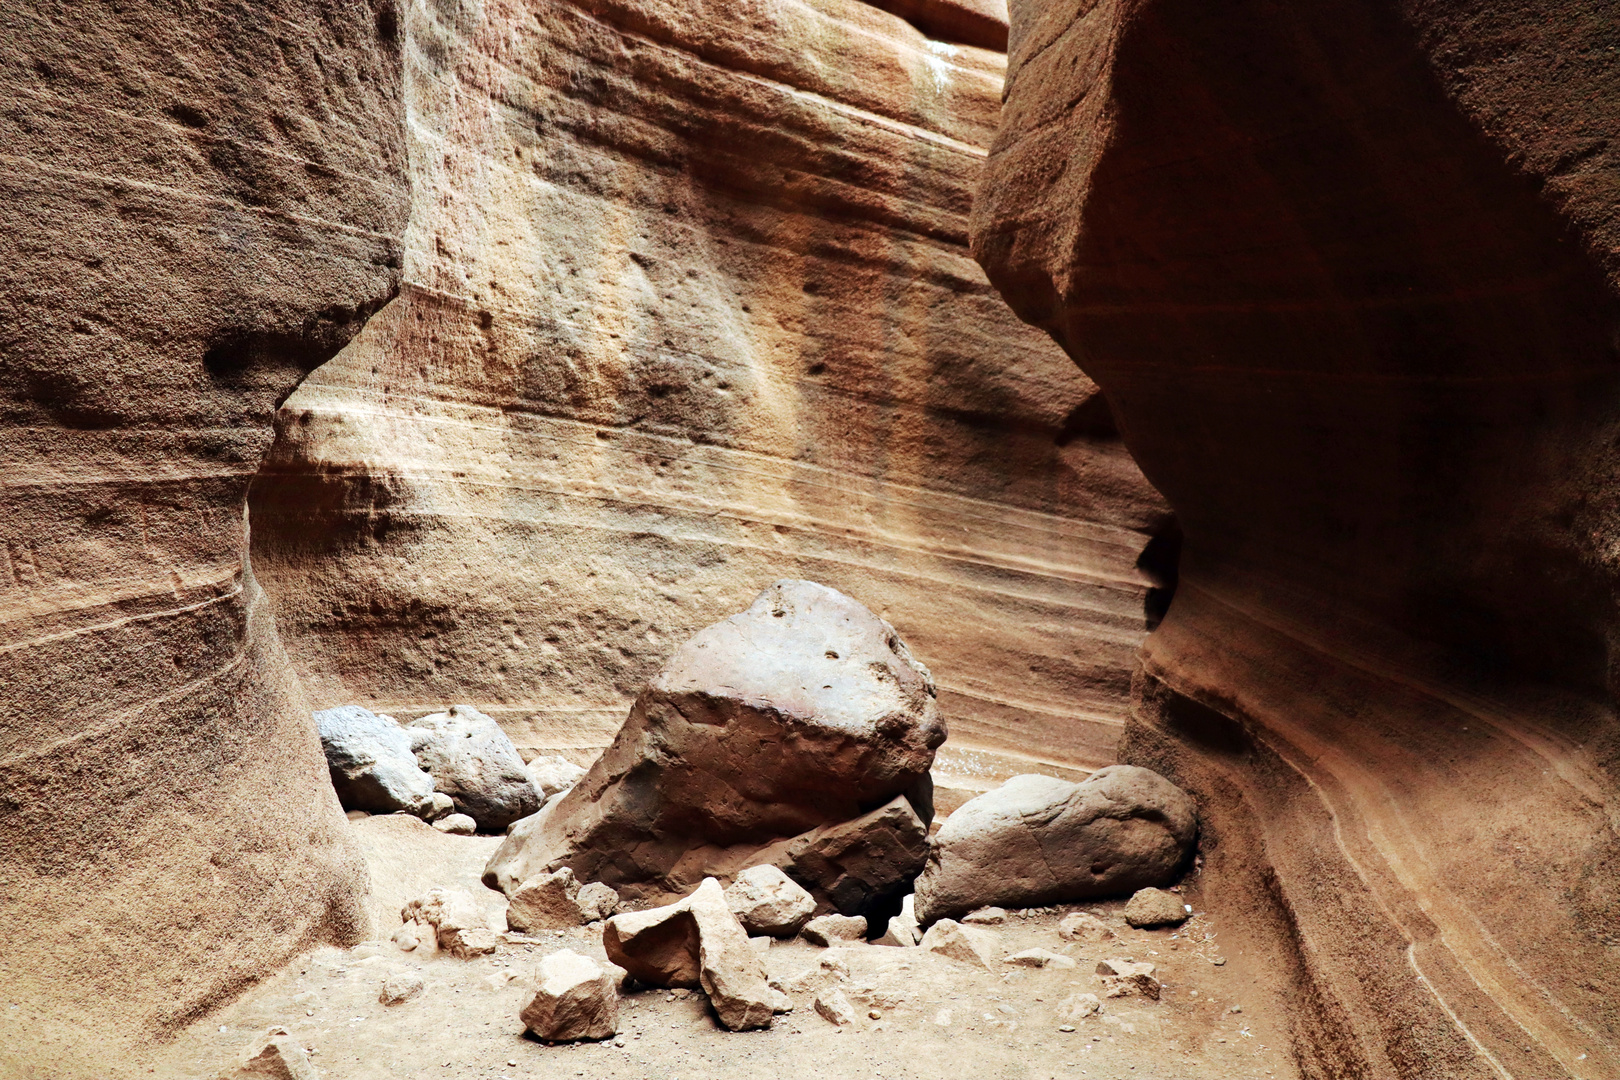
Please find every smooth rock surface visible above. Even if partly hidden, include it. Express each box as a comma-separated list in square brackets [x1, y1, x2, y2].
[914, 768, 1196, 924]
[520, 950, 618, 1042]
[602, 878, 789, 1031]
[1124, 888, 1189, 929]
[315, 706, 435, 816]
[725, 865, 816, 938]
[408, 706, 540, 833]
[432, 814, 476, 836]
[0, 1, 408, 1072]
[483, 582, 944, 900]
[526, 756, 588, 801]
[973, 0, 1620, 1072]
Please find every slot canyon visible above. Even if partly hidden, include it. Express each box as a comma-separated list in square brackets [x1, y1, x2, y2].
[2, 0, 1616, 1077]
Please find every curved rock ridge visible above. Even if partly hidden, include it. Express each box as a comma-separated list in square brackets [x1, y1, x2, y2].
[247, 0, 1170, 776]
[973, 0, 1620, 1076]
[0, 1, 410, 1075]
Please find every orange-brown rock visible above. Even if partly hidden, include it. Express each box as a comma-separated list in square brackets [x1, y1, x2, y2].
[247, 0, 1171, 778]
[0, 1, 409, 1075]
[974, 0, 1620, 1076]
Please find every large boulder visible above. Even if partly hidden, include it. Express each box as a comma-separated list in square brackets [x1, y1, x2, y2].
[602, 878, 790, 1031]
[315, 706, 435, 816]
[407, 705, 541, 833]
[483, 581, 944, 901]
[914, 767, 1196, 925]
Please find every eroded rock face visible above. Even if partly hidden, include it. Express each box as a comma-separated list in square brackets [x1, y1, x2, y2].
[484, 581, 944, 901]
[0, 1, 408, 1074]
[972, 0, 1620, 1074]
[249, 0, 1171, 780]
[913, 768, 1197, 925]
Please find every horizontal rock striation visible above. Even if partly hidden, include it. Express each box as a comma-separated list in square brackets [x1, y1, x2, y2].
[0, 1, 411, 1076]
[247, 0, 1170, 775]
[974, 0, 1620, 1076]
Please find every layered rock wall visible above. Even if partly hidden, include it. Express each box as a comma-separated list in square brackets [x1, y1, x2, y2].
[974, 0, 1620, 1075]
[249, 0, 1169, 772]
[0, 2, 409, 1074]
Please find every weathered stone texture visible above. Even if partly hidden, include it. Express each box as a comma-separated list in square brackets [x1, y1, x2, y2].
[248, 0, 1170, 774]
[0, 2, 409, 1076]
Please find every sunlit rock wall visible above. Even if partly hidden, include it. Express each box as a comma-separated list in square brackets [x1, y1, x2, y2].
[250, 0, 1169, 774]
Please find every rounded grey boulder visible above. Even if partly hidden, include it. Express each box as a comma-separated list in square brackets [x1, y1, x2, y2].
[315, 705, 435, 816]
[913, 766, 1197, 925]
[408, 705, 541, 833]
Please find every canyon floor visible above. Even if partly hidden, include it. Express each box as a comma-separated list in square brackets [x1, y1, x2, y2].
[151, 817, 1297, 1080]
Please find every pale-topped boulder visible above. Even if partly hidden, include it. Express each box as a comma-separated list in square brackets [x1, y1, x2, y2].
[914, 767, 1197, 925]
[520, 950, 618, 1042]
[1124, 887, 1189, 928]
[725, 865, 815, 937]
[801, 914, 867, 947]
[408, 705, 541, 833]
[526, 755, 588, 800]
[401, 888, 496, 958]
[602, 878, 790, 1031]
[315, 706, 435, 817]
[484, 581, 943, 900]
[919, 919, 999, 969]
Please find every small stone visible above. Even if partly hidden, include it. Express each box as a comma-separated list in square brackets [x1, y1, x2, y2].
[748, 936, 772, 955]
[526, 754, 588, 800]
[421, 792, 455, 823]
[1095, 958, 1160, 1000]
[814, 988, 857, 1026]
[442, 927, 498, 959]
[228, 1027, 318, 1079]
[520, 949, 618, 1042]
[724, 865, 816, 937]
[1004, 948, 1076, 969]
[1229, 1005, 1242, 1014]
[1060, 992, 1102, 1020]
[379, 972, 425, 1005]
[1057, 912, 1115, 943]
[962, 907, 1005, 926]
[868, 1009, 882, 1020]
[801, 914, 867, 947]
[874, 893, 921, 947]
[1212, 956, 1227, 966]
[577, 881, 620, 922]
[1058, 1024, 1076, 1033]
[919, 918, 999, 969]
[391, 927, 420, 952]
[1123, 887, 1189, 929]
[345, 810, 370, 821]
[433, 813, 477, 835]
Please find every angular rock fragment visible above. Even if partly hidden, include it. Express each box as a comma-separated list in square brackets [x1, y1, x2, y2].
[1060, 992, 1102, 1020]
[919, 919, 999, 969]
[752, 794, 930, 921]
[578, 882, 620, 922]
[1096, 958, 1160, 1000]
[814, 987, 857, 1026]
[914, 767, 1197, 924]
[225, 1028, 318, 1080]
[962, 907, 1005, 925]
[801, 914, 867, 946]
[774, 953, 851, 995]
[401, 888, 494, 957]
[602, 878, 790, 1031]
[1124, 887, 1189, 929]
[724, 865, 816, 937]
[505, 868, 618, 931]
[484, 582, 944, 900]
[1057, 912, 1115, 943]
[874, 894, 920, 947]
[433, 813, 476, 835]
[379, 972, 425, 1005]
[1005, 948, 1075, 969]
[315, 705, 435, 816]
[408, 705, 541, 832]
[520, 950, 618, 1042]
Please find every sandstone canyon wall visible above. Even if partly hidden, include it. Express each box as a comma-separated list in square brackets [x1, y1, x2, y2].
[974, 0, 1620, 1076]
[248, 0, 1171, 776]
[0, 2, 409, 1074]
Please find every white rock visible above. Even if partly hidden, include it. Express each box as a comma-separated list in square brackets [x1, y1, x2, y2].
[962, 906, 1005, 925]
[520, 949, 618, 1042]
[315, 705, 435, 817]
[814, 987, 857, 1027]
[920, 918, 999, 969]
[378, 972, 424, 1005]
[1057, 911, 1115, 942]
[526, 754, 588, 799]
[432, 813, 477, 835]
[1060, 992, 1102, 1019]
[408, 705, 542, 832]
[801, 914, 866, 946]
[874, 894, 921, 947]
[724, 865, 816, 937]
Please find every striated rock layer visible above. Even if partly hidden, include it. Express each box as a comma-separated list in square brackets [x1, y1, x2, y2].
[974, 0, 1620, 1076]
[247, 0, 1170, 773]
[0, 1, 409, 1075]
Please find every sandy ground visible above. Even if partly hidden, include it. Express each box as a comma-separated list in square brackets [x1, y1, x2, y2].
[156, 816, 1298, 1080]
